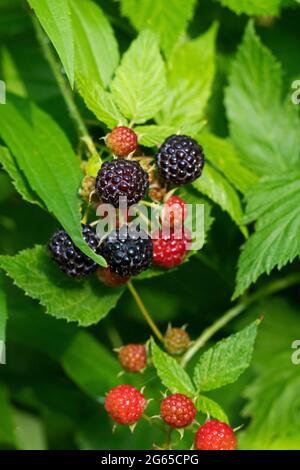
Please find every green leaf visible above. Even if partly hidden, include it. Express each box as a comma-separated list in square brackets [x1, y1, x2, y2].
[120, 0, 197, 55]
[62, 332, 120, 397]
[225, 22, 300, 176]
[111, 30, 166, 124]
[196, 395, 229, 424]
[0, 386, 17, 448]
[193, 162, 247, 237]
[238, 299, 300, 449]
[0, 273, 7, 342]
[151, 338, 196, 397]
[217, 0, 281, 15]
[8, 299, 120, 396]
[193, 321, 258, 392]
[14, 410, 47, 450]
[135, 122, 206, 147]
[28, 0, 75, 87]
[0, 47, 27, 97]
[69, 0, 119, 87]
[0, 246, 125, 326]
[0, 96, 106, 266]
[135, 125, 177, 147]
[200, 134, 258, 194]
[0, 145, 44, 207]
[157, 24, 217, 127]
[241, 356, 300, 449]
[234, 171, 300, 298]
[8, 300, 77, 361]
[76, 74, 124, 129]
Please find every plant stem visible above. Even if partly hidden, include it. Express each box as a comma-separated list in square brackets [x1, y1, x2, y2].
[181, 273, 300, 368]
[165, 427, 173, 450]
[31, 15, 97, 157]
[141, 200, 161, 209]
[106, 321, 123, 349]
[127, 281, 163, 342]
[142, 415, 165, 433]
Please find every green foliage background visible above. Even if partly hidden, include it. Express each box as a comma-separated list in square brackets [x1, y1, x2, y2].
[0, 0, 299, 450]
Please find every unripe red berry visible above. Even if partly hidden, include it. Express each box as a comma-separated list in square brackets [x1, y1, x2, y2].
[160, 393, 197, 428]
[97, 267, 130, 287]
[106, 126, 138, 157]
[152, 229, 189, 269]
[163, 195, 187, 227]
[195, 420, 237, 450]
[79, 175, 97, 203]
[164, 327, 190, 355]
[105, 384, 146, 425]
[118, 344, 147, 373]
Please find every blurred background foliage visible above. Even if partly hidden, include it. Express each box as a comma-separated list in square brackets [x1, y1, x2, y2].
[0, 0, 299, 450]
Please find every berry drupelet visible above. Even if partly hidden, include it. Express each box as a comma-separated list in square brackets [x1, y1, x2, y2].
[48, 224, 100, 278]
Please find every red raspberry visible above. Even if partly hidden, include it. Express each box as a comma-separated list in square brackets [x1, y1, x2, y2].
[163, 195, 187, 227]
[105, 384, 146, 425]
[106, 126, 138, 157]
[164, 327, 190, 355]
[118, 344, 147, 373]
[195, 420, 237, 450]
[160, 393, 197, 428]
[152, 229, 189, 268]
[97, 267, 130, 287]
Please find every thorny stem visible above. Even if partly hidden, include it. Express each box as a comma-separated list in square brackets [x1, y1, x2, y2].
[181, 273, 300, 368]
[127, 281, 163, 342]
[31, 15, 97, 157]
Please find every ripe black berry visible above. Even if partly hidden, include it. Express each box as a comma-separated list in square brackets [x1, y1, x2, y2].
[49, 224, 100, 278]
[95, 159, 149, 208]
[156, 135, 204, 185]
[100, 225, 153, 277]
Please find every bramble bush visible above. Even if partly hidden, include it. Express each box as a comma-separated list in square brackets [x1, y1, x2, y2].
[0, 0, 299, 451]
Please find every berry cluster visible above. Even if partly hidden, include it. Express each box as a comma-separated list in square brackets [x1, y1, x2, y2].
[104, 383, 237, 450]
[49, 126, 205, 281]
